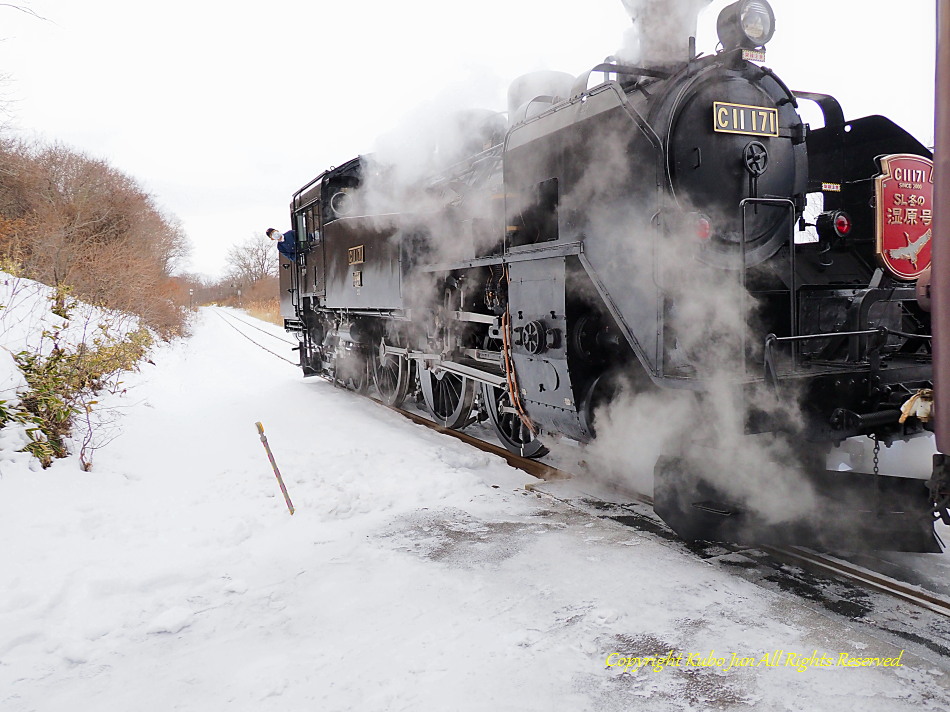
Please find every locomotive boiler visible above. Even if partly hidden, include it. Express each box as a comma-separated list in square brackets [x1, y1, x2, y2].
[279, 0, 947, 552]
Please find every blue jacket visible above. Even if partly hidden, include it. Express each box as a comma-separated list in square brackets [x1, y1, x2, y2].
[277, 230, 297, 262]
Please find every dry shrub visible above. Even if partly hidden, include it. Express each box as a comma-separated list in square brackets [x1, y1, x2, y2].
[202, 274, 280, 326]
[0, 138, 190, 337]
[245, 299, 281, 326]
[244, 275, 278, 303]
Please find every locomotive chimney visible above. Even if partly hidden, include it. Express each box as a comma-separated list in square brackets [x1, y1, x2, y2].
[619, 0, 714, 64]
[934, 0, 950, 455]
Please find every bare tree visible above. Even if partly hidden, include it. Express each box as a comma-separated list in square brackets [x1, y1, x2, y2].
[0, 3, 48, 20]
[1, 4, 52, 131]
[226, 233, 278, 284]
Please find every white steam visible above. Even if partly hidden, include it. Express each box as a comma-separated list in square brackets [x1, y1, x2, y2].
[354, 81, 510, 268]
[617, 0, 714, 65]
[574, 211, 819, 527]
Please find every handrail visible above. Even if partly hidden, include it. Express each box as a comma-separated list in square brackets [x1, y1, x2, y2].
[740, 197, 796, 372]
[764, 326, 932, 386]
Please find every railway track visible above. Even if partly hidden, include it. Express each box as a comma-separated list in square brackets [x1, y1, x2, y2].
[388, 395, 950, 620]
[369, 393, 950, 623]
[217, 307, 950, 622]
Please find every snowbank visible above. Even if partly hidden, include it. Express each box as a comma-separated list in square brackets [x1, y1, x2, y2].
[0, 271, 146, 472]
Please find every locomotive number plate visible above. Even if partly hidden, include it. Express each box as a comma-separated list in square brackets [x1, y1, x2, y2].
[713, 102, 778, 137]
[347, 245, 364, 265]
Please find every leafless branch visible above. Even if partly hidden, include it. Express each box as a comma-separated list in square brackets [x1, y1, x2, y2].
[0, 3, 50, 21]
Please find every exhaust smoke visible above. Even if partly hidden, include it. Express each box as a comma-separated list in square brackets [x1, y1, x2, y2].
[617, 0, 714, 64]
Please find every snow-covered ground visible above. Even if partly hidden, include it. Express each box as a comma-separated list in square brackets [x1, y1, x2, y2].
[2, 299, 949, 711]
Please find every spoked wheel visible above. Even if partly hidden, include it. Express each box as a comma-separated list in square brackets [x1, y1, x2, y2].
[481, 383, 548, 458]
[419, 368, 475, 429]
[372, 337, 411, 407]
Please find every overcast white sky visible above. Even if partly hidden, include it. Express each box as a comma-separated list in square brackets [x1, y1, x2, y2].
[0, 1, 937, 277]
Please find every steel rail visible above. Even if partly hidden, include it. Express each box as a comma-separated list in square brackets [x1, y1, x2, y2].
[211, 309, 298, 365]
[763, 546, 950, 619]
[220, 310, 298, 345]
[376, 401, 570, 482]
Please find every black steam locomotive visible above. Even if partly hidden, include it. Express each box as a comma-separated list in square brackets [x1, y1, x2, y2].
[279, 1, 947, 551]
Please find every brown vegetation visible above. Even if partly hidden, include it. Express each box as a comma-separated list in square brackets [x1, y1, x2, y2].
[196, 273, 281, 325]
[244, 299, 282, 326]
[192, 233, 281, 325]
[0, 138, 191, 336]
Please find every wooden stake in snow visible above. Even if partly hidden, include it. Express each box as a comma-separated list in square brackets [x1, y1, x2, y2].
[255, 422, 295, 515]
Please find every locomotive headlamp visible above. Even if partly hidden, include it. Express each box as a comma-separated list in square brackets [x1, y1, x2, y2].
[816, 210, 853, 240]
[717, 0, 776, 50]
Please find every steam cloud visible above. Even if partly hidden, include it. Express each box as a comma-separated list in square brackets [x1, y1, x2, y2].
[617, 0, 714, 65]
[566, 174, 820, 530]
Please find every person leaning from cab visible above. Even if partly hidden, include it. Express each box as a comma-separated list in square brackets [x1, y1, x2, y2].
[266, 228, 297, 262]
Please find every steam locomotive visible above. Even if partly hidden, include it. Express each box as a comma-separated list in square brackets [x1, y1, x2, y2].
[279, 0, 947, 551]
